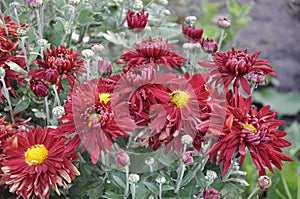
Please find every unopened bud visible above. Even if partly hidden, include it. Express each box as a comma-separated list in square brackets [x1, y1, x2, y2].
[133, 0, 143, 11]
[183, 151, 194, 164]
[218, 17, 231, 29]
[162, 9, 171, 16]
[38, 39, 48, 47]
[185, 16, 197, 26]
[115, 149, 130, 167]
[257, 175, 272, 190]
[52, 106, 65, 118]
[81, 49, 94, 59]
[145, 157, 154, 166]
[205, 170, 217, 181]
[155, 176, 166, 184]
[128, 174, 140, 184]
[181, 134, 193, 145]
[91, 43, 104, 53]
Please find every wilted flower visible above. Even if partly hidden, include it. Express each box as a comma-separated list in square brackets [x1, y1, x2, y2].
[218, 17, 231, 29]
[128, 174, 140, 184]
[120, 37, 188, 71]
[201, 38, 218, 53]
[183, 151, 194, 164]
[28, 0, 43, 7]
[1, 126, 80, 199]
[203, 188, 220, 199]
[257, 175, 272, 190]
[127, 9, 148, 32]
[207, 95, 293, 177]
[115, 149, 130, 167]
[30, 79, 49, 97]
[182, 25, 203, 43]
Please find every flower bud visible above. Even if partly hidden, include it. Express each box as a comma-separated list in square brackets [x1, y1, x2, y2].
[162, 9, 171, 16]
[201, 38, 218, 54]
[30, 79, 49, 97]
[98, 60, 112, 77]
[38, 39, 48, 47]
[145, 157, 154, 166]
[0, 67, 6, 78]
[27, 0, 43, 8]
[44, 68, 59, 84]
[52, 106, 65, 118]
[205, 170, 217, 181]
[115, 149, 130, 167]
[246, 71, 267, 85]
[133, 0, 143, 11]
[182, 25, 203, 43]
[155, 176, 166, 184]
[257, 175, 272, 190]
[181, 135, 193, 145]
[91, 43, 104, 53]
[203, 188, 220, 199]
[127, 9, 148, 32]
[183, 151, 194, 164]
[17, 28, 27, 37]
[185, 16, 197, 26]
[128, 174, 140, 184]
[81, 49, 95, 59]
[218, 17, 231, 29]
[69, 0, 80, 6]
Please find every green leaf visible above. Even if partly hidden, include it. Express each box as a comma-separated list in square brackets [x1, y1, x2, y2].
[180, 170, 194, 187]
[77, 7, 95, 25]
[5, 61, 27, 75]
[284, 122, 300, 155]
[111, 174, 126, 188]
[253, 88, 300, 116]
[13, 98, 30, 115]
[143, 181, 159, 195]
[53, 17, 65, 35]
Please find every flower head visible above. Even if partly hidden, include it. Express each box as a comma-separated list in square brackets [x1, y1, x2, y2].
[127, 9, 148, 32]
[201, 38, 218, 54]
[29, 45, 84, 92]
[120, 37, 188, 71]
[200, 48, 276, 95]
[183, 151, 194, 164]
[218, 17, 231, 29]
[182, 25, 203, 43]
[207, 95, 293, 177]
[98, 60, 112, 77]
[1, 126, 80, 199]
[30, 78, 49, 97]
[28, 0, 43, 7]
[203, 188, 220, 199]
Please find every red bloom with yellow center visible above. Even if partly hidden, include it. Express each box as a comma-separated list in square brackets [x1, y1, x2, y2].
[137, 73, 211, 152]
[1, 126, 80, 199]
[199, 48, 276, 95]
[206, 95, 293, 177]
[120, 37, 188, 71]
[51, 76, 136, 163]
[29, 45, 84, 92]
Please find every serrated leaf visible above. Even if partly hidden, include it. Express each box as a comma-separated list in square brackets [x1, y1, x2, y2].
[13, 98, 30, 115]
[253, 88, 300, 116]
[143, 181, 159, 195]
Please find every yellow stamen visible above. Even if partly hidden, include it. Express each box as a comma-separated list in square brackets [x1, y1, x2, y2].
[99, 93, 111, 104]
[170, 90, 190, 108]
[243, 124, 257, 134]
[25, 144, 48, 166]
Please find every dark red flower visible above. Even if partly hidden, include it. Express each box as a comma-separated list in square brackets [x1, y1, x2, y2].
[201, 38, 218, 53]
[206, 95, 293, 177]
[51, 77, 136, 163]
[199, 48, 276, 95]
[29, 45, 84, 92]
[1, 126, 80, 199]
[30, 78, 49, 97]
[182, 25, 204, 43]
[203, 188, 220, 199]
[137, 73, 212, 152]
[0, 16, 27, 39]
[127, 9, 148, 32]
[120, 37, 188, 71]
[113, 65, 175, 126]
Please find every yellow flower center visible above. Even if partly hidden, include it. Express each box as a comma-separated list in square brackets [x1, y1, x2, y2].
[170, 90, 190, 108]
[99, 93, 111, 104]
[88, 113, 100, 127]
[25, 144, 48, 166]
[243, 124, 257, 134]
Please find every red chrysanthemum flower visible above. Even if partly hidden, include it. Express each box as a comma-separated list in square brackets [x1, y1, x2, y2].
[182, 25, 204, 43]
[137, 72, 211, 152]
[0, 35, 26, 100]
[29, 45, 84, 92]
[127, 9, 148, 32]
[1, 126, 80, 199]
[0, 16, 27, 39]
[51, 77, 136, 163]
[206, 95, 293, 177]
[199, 48, 276, 95]
[113, 65, 176, 126]
[120, 37, 188, 71]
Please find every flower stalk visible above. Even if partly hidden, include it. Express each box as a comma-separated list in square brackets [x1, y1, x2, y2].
[44, 96, 50, 125]
[217, 29, 225, 51]
[124, 165, 130, 199]
[247, 185, 260, 199]
[52, 84, 61, 106]
[174, 143, 187, 194]
[61, 5, 76, 44]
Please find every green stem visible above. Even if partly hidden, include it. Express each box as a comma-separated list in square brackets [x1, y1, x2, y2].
[52, 84, 61, 106]
[174, 144, 187, 194]
[36, 8, 43, 40]
[130, 183, 136, 199]
[158, 182, 163, 199]
[45, 96, 50, 125]
[217, 29, 225, 52]
[247, 185, 260, 199]
[0, 77, 15, 124]
[61, 6, 76, 45]
[124, 165, 129, 199]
